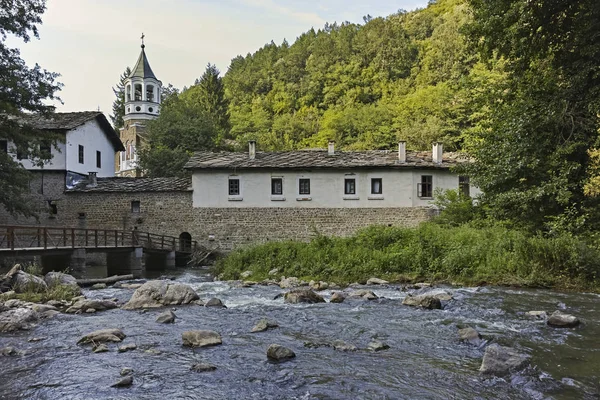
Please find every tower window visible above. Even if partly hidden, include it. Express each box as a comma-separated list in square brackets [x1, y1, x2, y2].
[126, 85, 131, 101]
[146, 85, 154, 102]
[135, 106, 141, 112]
[134, 84, 142, 101]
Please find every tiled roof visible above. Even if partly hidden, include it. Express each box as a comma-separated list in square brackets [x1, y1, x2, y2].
[185, 150, 469, 170]
[66, 177, 192, 193]
[20, 111, 124, 152]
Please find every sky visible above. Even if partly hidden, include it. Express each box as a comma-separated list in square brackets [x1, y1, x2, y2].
[11, 0, 429, 119]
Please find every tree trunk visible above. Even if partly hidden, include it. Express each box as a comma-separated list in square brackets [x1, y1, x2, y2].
[76, 274, 134, 287]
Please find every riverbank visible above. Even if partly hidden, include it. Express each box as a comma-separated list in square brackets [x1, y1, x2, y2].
[214, 223, 600, 292]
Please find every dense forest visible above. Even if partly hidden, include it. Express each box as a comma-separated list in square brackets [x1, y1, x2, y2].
[129, 0, 600, 234]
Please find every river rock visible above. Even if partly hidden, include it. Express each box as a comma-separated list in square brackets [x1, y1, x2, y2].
[10, 271, 47, 294]
[0, 308, 38, 332]
[156, 310, 176, 324]
[0, 347, 20, 356]
[402, 294, 442, 310]
[329, 292, 346, 303]
[182, 330, 222, 347]
[252, 318, 278, 332]
[458, 327, 482, 345]
[120, 368, 133, 376]
[284, 288, 325, 304]
[118, 343, 137, 352]
[347, 289, 378, 300]
[479, 344, 529, 376]
[309, 280, 329, 291]
[240, 270, 253, 279]
[44, 272, 80, 293]
[413, 282, 431, 289]
[268, 268, 279, 276]
[204, 298, 226, 308]
[191, 363, 217, 372]
[267, 344, 295, 361]
[90, 283, 107, 290]
[122, 280, 199, 309]
[332, 340, 357, 352]
[279, 277, 304, 289]
[65, 298, 118, 314]
[77, 328, 126, 344]
[31, 304, 57, 313]
[547, 311, 580, 328]
[367, 277, 389, 285]
[93, 344, 109, 353]
[367, 340, 390, 351]
[111, 376, 133, 388]
[525, 311, 547, 319]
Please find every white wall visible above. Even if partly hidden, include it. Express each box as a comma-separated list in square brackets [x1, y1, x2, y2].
[8, 138, 67, 170]
[192, 169, 471, 208]
[64, 119, 116, 177]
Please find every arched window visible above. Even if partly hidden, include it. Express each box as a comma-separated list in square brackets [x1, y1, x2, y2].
[179, 232, 192, 252]
[146, 85, 154, 102]
[126, 85, 131, 101]
[134, 84, 142, 101]
[125, 140, 130, 160]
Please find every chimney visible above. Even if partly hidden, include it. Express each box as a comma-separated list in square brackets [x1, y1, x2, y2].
[87, 172, 97, 187]
[432, 142, 443, 164]
[248, 140, 256, 160]
[398, 141, 406, 163]
[328, 141, 335, 156]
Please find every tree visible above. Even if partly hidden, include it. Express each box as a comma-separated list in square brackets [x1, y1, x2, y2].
[0, 0, 61, 217]
[463, 0, 600, 232]
[110, 67, 131, 129]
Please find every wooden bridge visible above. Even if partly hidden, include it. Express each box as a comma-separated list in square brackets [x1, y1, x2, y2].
[0, 225, 198, 278]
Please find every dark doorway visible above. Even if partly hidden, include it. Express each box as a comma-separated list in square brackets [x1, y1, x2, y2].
[179, 232, 192, 252]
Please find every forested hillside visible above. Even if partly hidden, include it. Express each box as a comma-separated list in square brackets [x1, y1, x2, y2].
[223, 0, 482, 151]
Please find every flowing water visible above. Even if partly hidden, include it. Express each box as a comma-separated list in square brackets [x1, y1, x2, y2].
[0, 269, 598, 399]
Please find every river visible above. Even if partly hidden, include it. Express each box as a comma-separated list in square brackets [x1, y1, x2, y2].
[0, 268, 598, 399]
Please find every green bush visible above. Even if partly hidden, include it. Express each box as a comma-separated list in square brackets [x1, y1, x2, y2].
[214, 222, 600, 291]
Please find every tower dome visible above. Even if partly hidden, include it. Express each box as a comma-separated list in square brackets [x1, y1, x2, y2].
[123, 36, 162, 122]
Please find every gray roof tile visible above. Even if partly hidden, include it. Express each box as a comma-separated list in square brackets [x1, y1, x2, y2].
[67, 177, 191, 193]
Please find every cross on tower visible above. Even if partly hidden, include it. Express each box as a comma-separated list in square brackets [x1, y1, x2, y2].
[141, 33, 145, 48]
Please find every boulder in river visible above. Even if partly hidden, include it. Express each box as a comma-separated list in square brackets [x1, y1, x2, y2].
[332, 340, 357, 352]
[182, 330, 222, 348]
[402, 294, 442, 310]
[547, 311, 580, 328]
[156, 310, 176, 324]
[191, 363, 217, 372]
[279, 276, 304, 289]
[367, 340, 390, 351]
[284, 288, 325, 304]
[347, 289, 378, 300]
[309, 280, 329, 291]
[10, 270, 48, 294]
[204, 298, 226, 308]
[90, 283, 107, 290]
[458, 327, 482, 345]
[251, 318, 279, 332]
[93, 344, 109, 353]
[44, 272, 80, 294]
[0, 346, 20, 356]
[267, 344, 296, 361]
[118, 343, 137, 352]
[65, 298, 118, 314]
[0, 308, 38, 332]
[329, 292, 346, 303]
[479, 344, 529, 376]
[525, 311, 547, 320]
[111, 376, 133, 388]
[366, 277, 389, 285]
[122, 280, 199, 309]
[120, 368, 133, 376]
[77, 328, 126, 345]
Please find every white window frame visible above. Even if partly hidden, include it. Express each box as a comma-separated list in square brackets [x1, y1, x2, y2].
[418, 175, 433, 199]
[296, 176, 311, 201]
[368, 175, 384, 200]
[270, 176, 285, 201]
[343, 173, 359, 200]
[228, 175, 243, 201]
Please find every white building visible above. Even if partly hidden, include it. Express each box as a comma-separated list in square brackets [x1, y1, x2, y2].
[185, 141, 478, 208]
[1, 111, 124, 180]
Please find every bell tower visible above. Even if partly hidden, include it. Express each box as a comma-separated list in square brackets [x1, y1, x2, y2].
[116, 34, 162, 177]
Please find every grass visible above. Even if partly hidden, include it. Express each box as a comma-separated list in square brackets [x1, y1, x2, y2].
[1, 284, 81, 303]
[214, 223, 600, 291]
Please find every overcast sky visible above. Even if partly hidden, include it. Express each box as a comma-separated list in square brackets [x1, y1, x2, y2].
[11, 0, 429, 118]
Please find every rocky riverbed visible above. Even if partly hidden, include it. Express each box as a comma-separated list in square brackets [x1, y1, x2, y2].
[0, 269, 598, 399]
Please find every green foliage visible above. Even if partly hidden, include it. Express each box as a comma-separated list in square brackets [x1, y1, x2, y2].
[110, 67, 131, 129]
[432, 188, 477, 226]
[215, 224, 600, 290]
[0, 0, 62, 217]
[2, 283, 80, 303]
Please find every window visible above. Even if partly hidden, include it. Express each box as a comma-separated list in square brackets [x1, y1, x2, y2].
[131, 200, 141, 213]
[271, 177, 283, 195]
[78, 145, 84, 164]
[344, 178, 356, 195]
[40, 140, 52, 156]
[418, 175, 433, 198]
[0, 140, 7, 153]
[371, 178, 383, 195]
[228, 178, 240, 196]
[16, 144, 27, 160]
[146, 85, 154, 102]
[126, 85, 131, 101]
[96, 151, 102, 168]
[459, 176, 470, 197]
[134, 84, 142, 101]
[47, 200, 57, 215]
[299, 178, 310, 195]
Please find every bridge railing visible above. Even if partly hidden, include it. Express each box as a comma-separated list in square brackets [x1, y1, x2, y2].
[0, 226, 197, 253]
